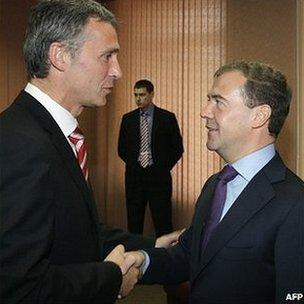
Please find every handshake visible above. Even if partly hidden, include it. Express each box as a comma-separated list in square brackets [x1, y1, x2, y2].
[104, 244, 145, 299]
[104, 229, 184, 299]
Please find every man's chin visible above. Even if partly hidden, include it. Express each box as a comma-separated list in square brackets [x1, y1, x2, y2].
[81, 96, 108, 108]
[100, 96, 108, 106]
[206, 142, 217, 152]
[96, 95, 108, 107]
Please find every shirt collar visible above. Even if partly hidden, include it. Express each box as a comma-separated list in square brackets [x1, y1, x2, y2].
[140, 103, 154, 116]
[231, 144, 276, 181]
[24, 83, 78, 137]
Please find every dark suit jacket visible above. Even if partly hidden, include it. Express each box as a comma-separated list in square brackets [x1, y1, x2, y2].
[118, 106, 183, 171]
[142, 154, 304, 304]
[0, 91, 154, 304]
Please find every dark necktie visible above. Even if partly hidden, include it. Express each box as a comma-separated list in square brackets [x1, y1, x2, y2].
[201, 165, 238, 252]
[139, 112, 152, 168]
[68, 127, 89, 181]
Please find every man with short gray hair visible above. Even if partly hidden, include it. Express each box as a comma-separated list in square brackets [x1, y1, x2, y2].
[0, 1, 180, 303]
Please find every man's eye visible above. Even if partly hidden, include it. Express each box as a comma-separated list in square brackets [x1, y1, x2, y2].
[103, 53, 112, 61]
[215, 99, 224, 106]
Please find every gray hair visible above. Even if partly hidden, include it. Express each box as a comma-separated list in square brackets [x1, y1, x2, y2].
[214, 60, 292, 137]
[23, 0, 117, 79]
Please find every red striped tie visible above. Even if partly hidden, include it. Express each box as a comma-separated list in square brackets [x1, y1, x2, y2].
[68, 127, 89, 181]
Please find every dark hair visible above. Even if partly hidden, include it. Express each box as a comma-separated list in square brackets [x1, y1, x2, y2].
[214, 60, 292, 137]
[134, 79, 154, 93]
[23, 0, 117, 79]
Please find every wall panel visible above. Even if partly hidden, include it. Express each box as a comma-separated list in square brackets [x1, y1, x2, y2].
[0, 0, 34, 112]
[297, 0, 304, 179]
[104, 0, 226, 233]
[1, 0, 299, 237]
[226, 0, 297, 170]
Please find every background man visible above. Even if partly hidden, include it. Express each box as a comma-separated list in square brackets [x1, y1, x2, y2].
[0, 1, 180, 303]
[129, 61, 304, 303]
[118, 79, 184, 237]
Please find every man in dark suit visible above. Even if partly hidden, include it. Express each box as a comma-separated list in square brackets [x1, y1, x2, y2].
[127, 61, 304, 303]
[0, 1, 181, 303]
[118, 79, 184, 237]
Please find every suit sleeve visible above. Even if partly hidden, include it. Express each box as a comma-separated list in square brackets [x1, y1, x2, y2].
[275, 196, 304, 303]
[98, 224, 155, 257]
[0, 132, 122, 304]
[168, 114, 183, 169]
[118, 115, 127, 162]
[140, 181, 213, 285]
[141, 227, 191, 285]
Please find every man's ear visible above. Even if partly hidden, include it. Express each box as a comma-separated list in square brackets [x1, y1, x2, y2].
[48, 42, 71, 72]
[252, 104, 271, 128]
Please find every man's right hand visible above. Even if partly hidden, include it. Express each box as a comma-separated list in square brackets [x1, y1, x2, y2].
[118, 265, 140, 299]
[104, 244, 140, 299]
[124, 251, 146, 268]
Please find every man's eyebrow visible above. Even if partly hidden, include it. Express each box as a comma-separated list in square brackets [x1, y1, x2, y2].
[207, 93, 228, 101]
[101, 47, 120, 55]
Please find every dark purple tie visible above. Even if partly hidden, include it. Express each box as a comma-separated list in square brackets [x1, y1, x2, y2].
[201, 165, 238, 252]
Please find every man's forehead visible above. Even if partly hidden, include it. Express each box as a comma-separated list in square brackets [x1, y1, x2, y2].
[211, 71, 246, 93]
[134, 87, 148, 93]
[84, 18, 118, 40]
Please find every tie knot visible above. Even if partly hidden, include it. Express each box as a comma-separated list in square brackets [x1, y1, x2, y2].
[218, 165, 238, 184]
[68, 127, 84, 144]
[141, 111, 149, 117]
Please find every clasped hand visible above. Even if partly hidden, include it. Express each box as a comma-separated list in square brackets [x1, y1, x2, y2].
[104, 245, 145, 299]
[104, 229, 185, 299]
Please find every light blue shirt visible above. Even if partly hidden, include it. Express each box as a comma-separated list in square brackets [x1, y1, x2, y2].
[142, 144, 276, 273]
[220, 144, 276, 221]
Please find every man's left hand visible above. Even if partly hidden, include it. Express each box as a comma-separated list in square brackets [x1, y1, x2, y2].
[155, 228, 186, 248]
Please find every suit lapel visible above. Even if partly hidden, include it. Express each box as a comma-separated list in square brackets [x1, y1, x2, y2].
[131, 109, 141, 150]
[191, 176, 218, 268]
[151, 106, 160, 148]
[16, 91, 98, 222]
[192, 154, 286, 281]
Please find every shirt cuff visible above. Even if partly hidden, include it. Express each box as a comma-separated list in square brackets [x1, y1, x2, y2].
[139, 250, 150, 275]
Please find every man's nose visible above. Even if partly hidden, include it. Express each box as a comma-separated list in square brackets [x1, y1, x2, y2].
[200, 102, 213, 119]
[110, 56, 122, 80]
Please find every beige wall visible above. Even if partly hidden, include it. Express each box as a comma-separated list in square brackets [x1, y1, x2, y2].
[105, 0, 226, 233]
[0, 0, 300, 235]
[104, 0, 299, 234]
[298, 0, 304, 179]
[0, 0, 33, 112]
[226, 0, 297, 170]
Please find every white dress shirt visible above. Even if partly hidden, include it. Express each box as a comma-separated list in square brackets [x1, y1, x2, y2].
[24, 83, 78, 155]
